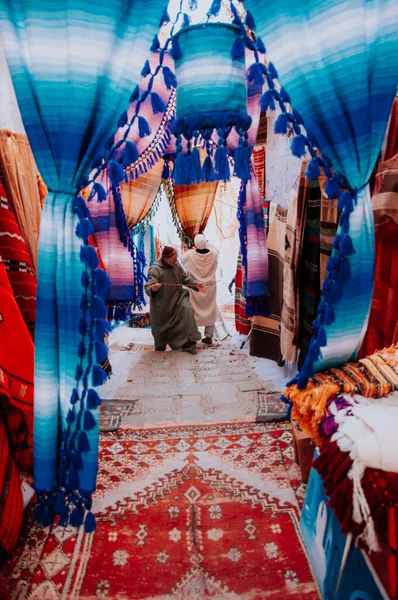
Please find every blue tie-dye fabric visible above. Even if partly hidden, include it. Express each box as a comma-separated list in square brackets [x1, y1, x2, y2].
[0, 0, 164, 497]
[245, 0, 398, 372]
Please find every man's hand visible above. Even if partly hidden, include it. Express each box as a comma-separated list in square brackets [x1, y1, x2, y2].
[151, 283, 162, 292]
[198, 283, 206, 292]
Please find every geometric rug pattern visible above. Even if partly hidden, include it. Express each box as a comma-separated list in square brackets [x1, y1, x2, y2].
[1, 422, 317, 599]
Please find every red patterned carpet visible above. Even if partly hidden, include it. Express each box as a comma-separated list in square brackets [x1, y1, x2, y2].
[2, 422, 319, 599]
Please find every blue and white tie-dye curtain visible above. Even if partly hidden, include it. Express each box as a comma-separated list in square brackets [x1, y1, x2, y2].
[0, 0, 164, 525]
[245, 0, 398, 376]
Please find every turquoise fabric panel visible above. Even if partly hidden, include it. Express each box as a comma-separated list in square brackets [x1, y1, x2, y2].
[175, 23, 247, 118]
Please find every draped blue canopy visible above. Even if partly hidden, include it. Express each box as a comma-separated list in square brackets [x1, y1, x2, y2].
[0, 0, 165, 527]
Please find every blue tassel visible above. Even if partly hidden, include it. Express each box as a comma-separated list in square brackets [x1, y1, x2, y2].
[308, 340, 321, 362]
[150, 92, 167, 115]
[92, 364, 108, 387]
[291, 134, 307, 158]
[214, 145, 230, 182]
[340, 234, 355, 256]
[325, 179, 341, 200]
[209, 0, 221, 16]
[81, 272, 90, 288]
[75, 364, 83, 381]
[279, 87, 291, 103]
[274, 113, 291, 134]
[84, 410, 96, 431]
[141, 60, 151, 78]
[297, 371, 309, 391]
[189, 148, 202, 184]
[76, 219, 94, 241]
[93, 182, 107, 202]
[329, 280, 342, 304]
[95, 341, 108, 363]
[332, 234, 341, 250]
[339, 257, 351, 281]
[292, 109, 304, 125]
[183, 13, 190, 27]
[71, 451, 83, 471]
[170, 37, 182, 60]
[54, 490, 66, 515]
[233, 145, 250, 181]
[323, 304, 335, 326]
[66, 409, 75, 424]
[80, 245, 99, 270]
[104, 134, 115, 150]
[94, 268, 111, 299]
[94, 318, 111, 342]
[122, 141, 139, 165]
[245, 10, 256, 29]
[68, 469, 79, 491]
[256, 37, 266, 54]
[78, 431, 90, 453]
[84, 511, 96, 533]
[339, 190, 354, 213]
[173, 152, 186, 185]
[268, 62, 278, 79]
[78, 341, 85, 358]
[138, 116, 151, 138]
[58, 509, 69, 527]
[150, 35, 160, 52]
[91, 295, 107, 319]
[109, 160, 125, 187]
[118, 111, 128, 128]
[232, 37, 245, 60]
[161, 161, 170, 179]
[302, 357, 314, 379]
[260, 90, 275, 111]
[87, 389, 102, 410]
[70, 506, 84, 528]
[70, 388, 79, 405]
[37, 505, 54, 528]
[202, 155, 215, 182]
[159, 6, 170, 25]
[129, 85, 140, 104]
[305, 158, 321, 180]
[162, 66, 177, 90]
[247, 62, 264, 86]
[317, 326, 327, 347]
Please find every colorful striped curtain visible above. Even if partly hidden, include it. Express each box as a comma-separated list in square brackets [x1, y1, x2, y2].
[246, 0, 398, 372]
[0, 0, 164, 517]
[171, 180, 219, 243]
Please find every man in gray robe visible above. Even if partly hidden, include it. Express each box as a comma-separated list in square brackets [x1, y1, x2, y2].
[145, 245, 205, 354]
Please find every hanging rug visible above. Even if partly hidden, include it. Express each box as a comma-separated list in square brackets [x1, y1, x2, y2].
[1, 422, 318, 599]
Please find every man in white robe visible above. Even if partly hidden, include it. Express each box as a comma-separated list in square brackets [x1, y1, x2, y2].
[181, 234, 219, 345]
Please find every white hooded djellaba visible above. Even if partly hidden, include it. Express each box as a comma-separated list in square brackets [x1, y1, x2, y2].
[181, 234, 219, 327]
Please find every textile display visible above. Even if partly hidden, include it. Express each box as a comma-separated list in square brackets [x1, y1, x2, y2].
[250, 204, 286, 363]
[0, 130, 42, 275]
[318, 178, 339, 287]
[234, 255, 251, 335]
[238, 165, 270, 316]
[253, 146, 265, 198]
[359, 155, 398, 357]
[282, 345, 398, 444]
[297, 180, 322, 367]
[120, 159, 163, 230]
[280, 164, 309, 365]
[327, 394, 398, 551]
[245, 0, 398, 385]
[0, 261, 34, 556]
[0, 180, 36, 335]
[0, 0, 166, 528]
